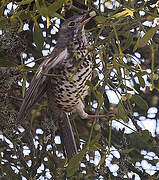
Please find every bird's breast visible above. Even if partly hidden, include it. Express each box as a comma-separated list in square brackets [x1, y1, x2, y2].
[51, 54, 93, 112]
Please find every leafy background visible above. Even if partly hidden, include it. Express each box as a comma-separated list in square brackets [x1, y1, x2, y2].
[0, 0, 159, 179]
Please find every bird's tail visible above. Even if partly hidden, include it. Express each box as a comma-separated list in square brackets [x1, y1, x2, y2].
[59, 112, 77, 159]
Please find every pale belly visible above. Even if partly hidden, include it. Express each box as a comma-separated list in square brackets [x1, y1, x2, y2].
[53, 59, 92, 112]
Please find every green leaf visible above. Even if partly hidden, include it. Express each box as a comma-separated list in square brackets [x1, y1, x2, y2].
[130, 130, 151, 148]
[89, 143, 102, 151]
[141, 130, 150, 142]
[95, 16, 107, 24]
[51, 12, 64, 20]
[48, 0, 64, 12]
[35, 0, 47, 16]
[117, 101, 128, 122]
[122, 33, 133, 51]
[134, 25, 159, 51]
[119, 148, 134, 154]
[134, 71, 148, 77]
[89, 134, 102, 151]
[36, 0, 64, 19]
[138, 76, 145, 88]
[90, 133, 101, 146]
[96, 90, 103, 107]
[133, 71, 147, 88]
[15, 0, 34, 5]
[131, 95, 148, 111]
[66, 147, 88, 177]
[33, 25, 44, 50]
[112, 58, 122, 80]
[38, 7, 49, 17]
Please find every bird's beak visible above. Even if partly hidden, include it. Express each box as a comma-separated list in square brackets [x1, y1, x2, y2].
[80, 11, 96, 25]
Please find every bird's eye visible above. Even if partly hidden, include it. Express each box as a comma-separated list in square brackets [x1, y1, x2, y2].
[68, 21, 76, 27]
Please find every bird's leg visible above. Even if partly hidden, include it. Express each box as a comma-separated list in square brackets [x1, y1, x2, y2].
[76, 101, 115, 120]
[86, 112, 114, 119]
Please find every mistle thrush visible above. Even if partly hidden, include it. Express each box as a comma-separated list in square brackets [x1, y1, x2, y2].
[17, 12, 108, 132]
[18, 13, 107, 122]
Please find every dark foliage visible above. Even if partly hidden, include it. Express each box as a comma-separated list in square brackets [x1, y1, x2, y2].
[0, 0, 159, 179]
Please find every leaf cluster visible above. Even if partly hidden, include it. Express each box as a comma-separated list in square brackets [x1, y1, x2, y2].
[0, 0, 159, 179]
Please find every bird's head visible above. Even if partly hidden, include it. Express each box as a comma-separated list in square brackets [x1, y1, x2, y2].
[57, 11, 96, 47]
[62, 12, 94, 30]
[59, 11, 96, 36]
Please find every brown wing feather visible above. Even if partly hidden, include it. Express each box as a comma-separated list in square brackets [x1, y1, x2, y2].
[17, 48, 68, 124]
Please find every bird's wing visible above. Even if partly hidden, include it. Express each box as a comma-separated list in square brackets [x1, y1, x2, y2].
[17, 48, 68, 123]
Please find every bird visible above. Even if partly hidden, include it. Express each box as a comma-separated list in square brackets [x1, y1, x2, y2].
[17, 12, 109, 158]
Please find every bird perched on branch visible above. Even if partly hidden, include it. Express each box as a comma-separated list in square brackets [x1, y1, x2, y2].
[17, 11, 109, 158]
